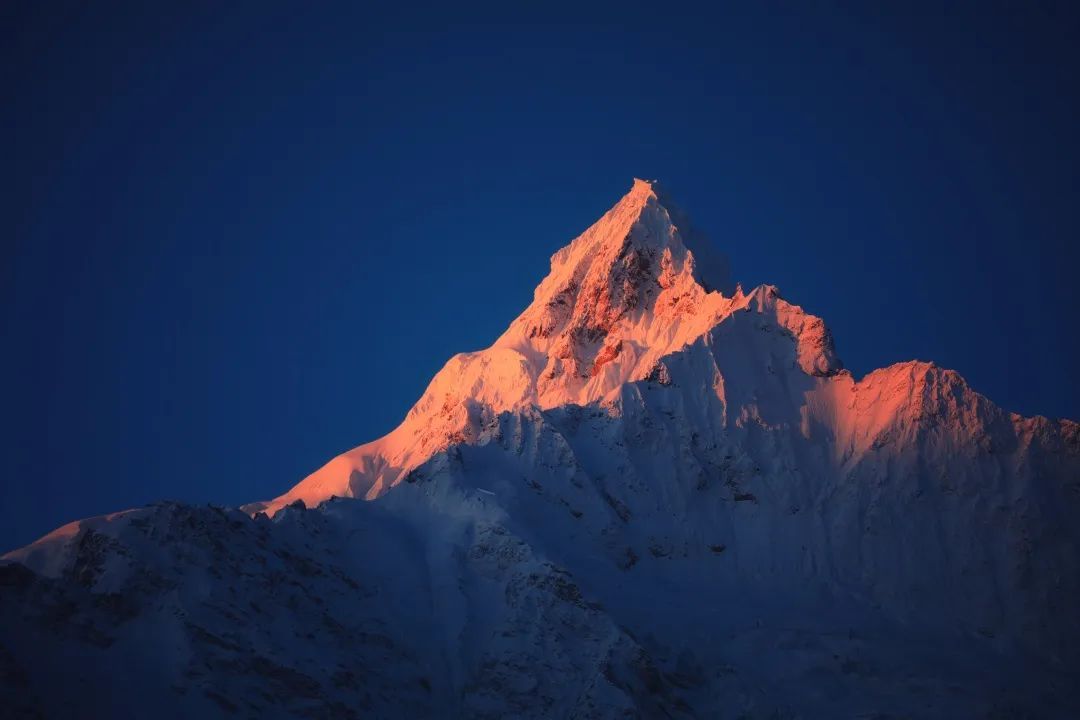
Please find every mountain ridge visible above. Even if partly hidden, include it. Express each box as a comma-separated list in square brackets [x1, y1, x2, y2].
[3, 180, 1078, 718]
[250, 180, 845, 514]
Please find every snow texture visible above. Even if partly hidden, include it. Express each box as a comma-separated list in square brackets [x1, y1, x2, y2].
[3, 179, 1079, 718]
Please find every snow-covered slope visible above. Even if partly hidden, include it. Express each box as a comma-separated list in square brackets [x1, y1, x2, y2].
[3, 180, 1078, 718]
[250, 179, 837, 513]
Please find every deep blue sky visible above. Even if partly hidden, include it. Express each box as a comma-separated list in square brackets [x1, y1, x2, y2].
[3, 2, 1078, 551]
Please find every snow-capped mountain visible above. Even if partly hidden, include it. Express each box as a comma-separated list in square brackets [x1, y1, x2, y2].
[3, 180, 1078, 718]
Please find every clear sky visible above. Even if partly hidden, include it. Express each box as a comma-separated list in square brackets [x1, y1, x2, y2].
[3, 1, 1078, 551]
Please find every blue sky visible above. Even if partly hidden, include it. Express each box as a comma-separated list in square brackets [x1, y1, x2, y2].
[3, 1, 1078, 550]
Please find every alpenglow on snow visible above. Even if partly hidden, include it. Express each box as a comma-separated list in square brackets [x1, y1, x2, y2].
[3, 179, 1078, 719]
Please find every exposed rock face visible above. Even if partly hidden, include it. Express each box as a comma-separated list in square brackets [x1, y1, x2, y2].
[3, 180, 1078, 718]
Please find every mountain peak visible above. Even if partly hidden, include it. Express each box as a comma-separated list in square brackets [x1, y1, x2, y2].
[499, 179, 730, 355]
[537, 178, 732, 301]
[628, 176, 660, 197]
[255, 180, 827, 511]
[8, 179, 1080, 719]
[626, 177, 677, 209]
[617, 178, 732, 294]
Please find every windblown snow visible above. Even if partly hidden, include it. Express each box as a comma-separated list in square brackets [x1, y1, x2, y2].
[3, 179, 1078, 719]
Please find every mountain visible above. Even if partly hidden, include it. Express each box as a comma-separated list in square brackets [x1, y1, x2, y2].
[3, 180, 1078, 718]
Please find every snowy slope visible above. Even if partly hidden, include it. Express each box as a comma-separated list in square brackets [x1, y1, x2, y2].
[3, 180, 1079, 718]
[249, 179, 837, 512]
